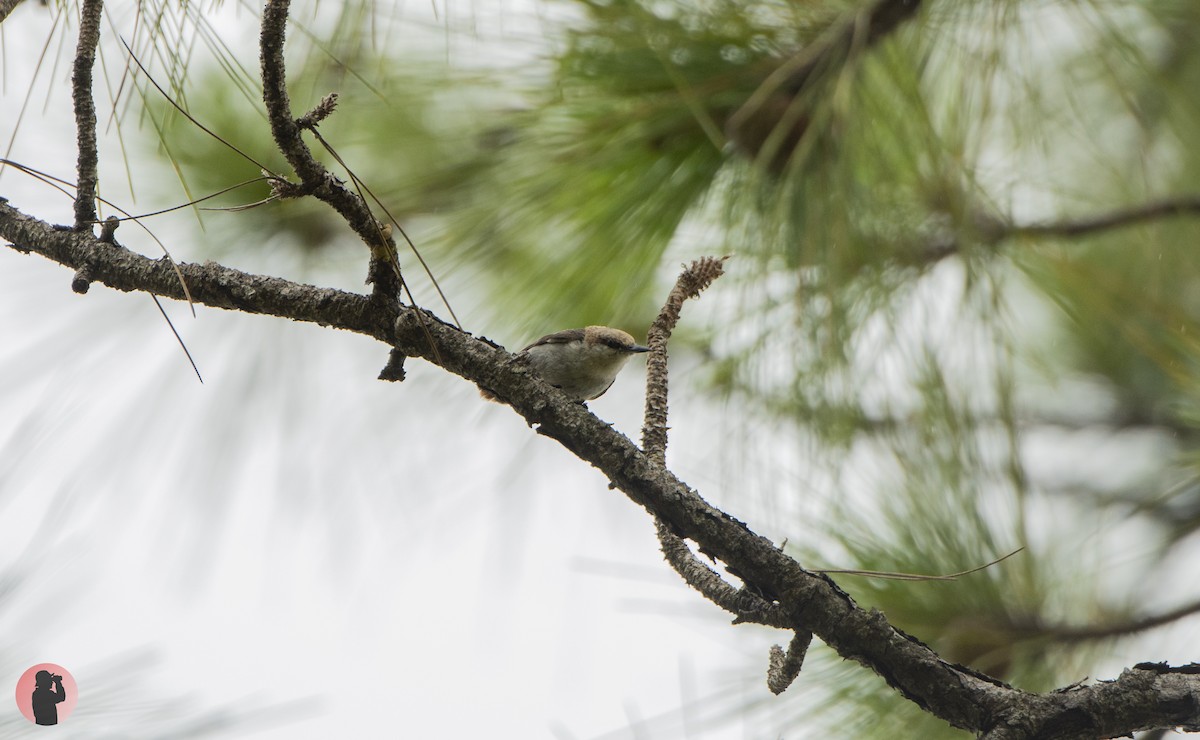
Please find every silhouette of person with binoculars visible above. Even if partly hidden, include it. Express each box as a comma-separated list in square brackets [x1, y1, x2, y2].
[31, 669, 67, 726]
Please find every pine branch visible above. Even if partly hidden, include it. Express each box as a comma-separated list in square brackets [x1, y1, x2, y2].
[0, 199, 384, 336]
[727, 0, 924, 166]
[640, 257, 794, 634]
[1011, 598, 1200, 645]
[922, 195, 1200, 263]
[1010, 196, 1200, 240]
[0, 0, 26, 25]
[70, 0, 103, 230]
[259, 0, 400, 300]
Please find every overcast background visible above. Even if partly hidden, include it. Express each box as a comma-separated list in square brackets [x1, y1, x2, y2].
[4, 1, 1200, 738]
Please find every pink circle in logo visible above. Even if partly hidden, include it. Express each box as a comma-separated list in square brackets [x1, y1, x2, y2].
[14, 663, 77, 726]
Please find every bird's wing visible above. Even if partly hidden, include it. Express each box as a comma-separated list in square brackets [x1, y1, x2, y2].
[522, 327, 586, 352]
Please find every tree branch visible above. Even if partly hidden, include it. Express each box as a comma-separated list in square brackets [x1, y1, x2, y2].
[727, 0, 923, 165]
[1009, 196, 1200, 240]
[654, 519, 792, 629]
[70, 0, 103, 230]
[767, 629, 813, 695]
[642, 256, 727, 465]
[258, 0, 400, 299]
[979, 664, 1200, 740]
[920, 195, 1200, 264]
[0, 0, 26, 26]
[640, 257, 793, 631]
[1011, 598, 1200, 645]
[258, 0, 327, 192]
[0, 199, 386, 338]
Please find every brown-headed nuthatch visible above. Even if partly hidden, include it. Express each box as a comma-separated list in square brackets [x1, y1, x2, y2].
[523, 326, 650, 401]
[487, 325, 649, 402]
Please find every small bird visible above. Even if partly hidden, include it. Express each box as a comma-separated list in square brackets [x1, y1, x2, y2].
[486, 325, 650, 402]
[523, 326, 651, 401]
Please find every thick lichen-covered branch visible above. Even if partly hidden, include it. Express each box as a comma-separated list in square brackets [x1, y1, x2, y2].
[767, 629, 813, 695]
[641, 255, 728, 462]
[0, 199, 385, 337]
[640, 257, 808, 684]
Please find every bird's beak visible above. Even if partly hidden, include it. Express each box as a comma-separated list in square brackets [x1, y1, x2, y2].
[631, 345, 651, 353]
